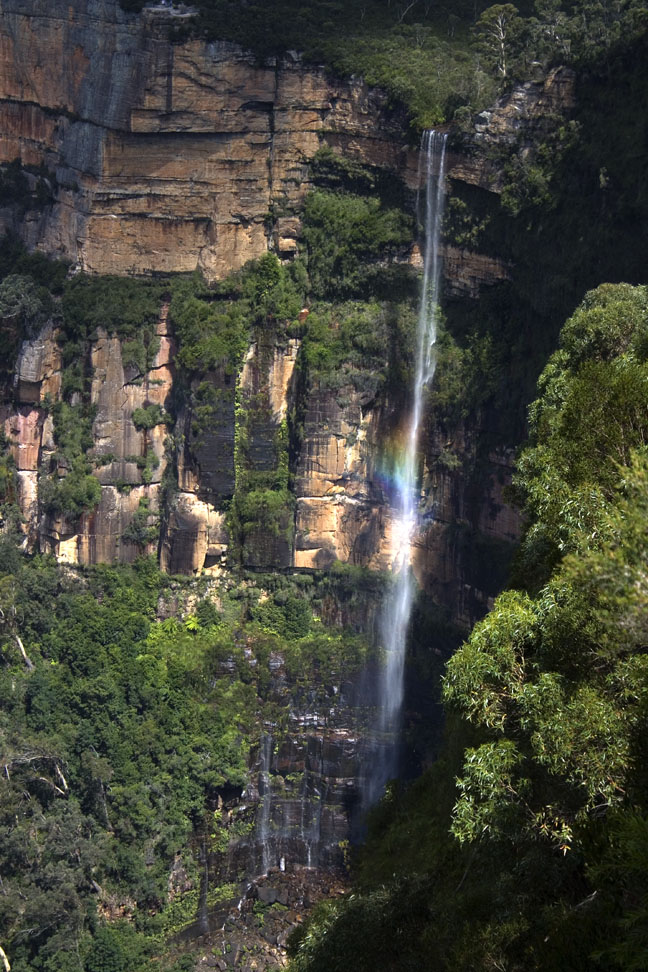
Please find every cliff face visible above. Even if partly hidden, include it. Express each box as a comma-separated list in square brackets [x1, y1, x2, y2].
[0, 0, 577, 627]
[0, 5, 585, 964]
[0, 0, 410, 278]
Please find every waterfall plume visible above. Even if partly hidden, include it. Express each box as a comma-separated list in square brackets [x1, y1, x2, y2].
[365, 129, 448, 806]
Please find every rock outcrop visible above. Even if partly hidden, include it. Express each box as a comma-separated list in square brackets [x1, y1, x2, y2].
[448, 66, 576, 192]
[294, 383, 393, 573]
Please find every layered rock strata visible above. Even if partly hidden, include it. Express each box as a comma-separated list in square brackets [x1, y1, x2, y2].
[0, 0, 525, 294]
[4, 305, 173, 562]
[0, 0, 411, 279]
[293, 383, 393, 573]
[0, 0, 553, 622]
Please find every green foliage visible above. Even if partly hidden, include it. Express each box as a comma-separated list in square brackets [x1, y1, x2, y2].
[249, 591, 311, 639]
[239, 251, 303, 322]
[470, 0, 648, 85]
[439, 25, 648, 474]
[427, 324, 501, 428]
[0, 431, 19, 530]
[0, 239, 66, 368]
[85, 923, 153, 972]
[230, 388, 295, 561]
[445, 287, 648, 859]
[288, 880, 435, 972]
[0, 234, 68, 293]
[0, 546, 374, 971]
[444, 194, 491, 249]
[170, 256, 302, 376]
[0, 158, 56, 211]
[334, 28, 494, 130]
[0, 555, 254, 968]
[436, 287, 648, 965]
[513, 283, 648, 582]
[235, 486, 292, 538]
[591, 812, 648, 970]
[62, 275, 163, 344]
[301, 189, 413, 300]
[59, 274, 164, 387]
[39, 402, 101, 518]
[39, 455, 102, 518]
[0, 273, 50, 336]
[122, 498, 159, 549]
[299, 300, 406, 398]
[309, 147, 408, 206]
[132, 404, 168, 431]
[170, 282, 249, 375]
[473, 4, 525, 78]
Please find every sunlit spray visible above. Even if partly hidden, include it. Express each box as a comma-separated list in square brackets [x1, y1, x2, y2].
[365, 130, 447, 806]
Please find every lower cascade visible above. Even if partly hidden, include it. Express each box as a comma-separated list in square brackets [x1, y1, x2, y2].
[366, 128, 448, 806]
[254, 732, 324, 876]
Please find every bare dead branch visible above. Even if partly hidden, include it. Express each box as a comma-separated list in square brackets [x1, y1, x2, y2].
[397, 0, 419, 22]
[14, 634, 34, 672]
[54, 763, 69, 793]
[35, 777, 67, 797]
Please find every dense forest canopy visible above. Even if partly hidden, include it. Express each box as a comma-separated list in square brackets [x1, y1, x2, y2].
[0, 549, 373, 972]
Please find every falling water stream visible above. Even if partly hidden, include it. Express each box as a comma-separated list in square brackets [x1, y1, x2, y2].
[177, 132, 449, 946]
[257, 733, 273, 874]
[247, 133, 448, 872]
[367, 129, 448, 805]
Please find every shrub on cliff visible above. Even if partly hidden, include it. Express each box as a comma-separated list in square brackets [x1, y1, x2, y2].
[170, 256, 303, 375]
[0, 274, 50, 337]
[132, 403, 169, 431]
[302, 190, 412, 300]
[39, 455, 102, 518]
[62, 275, 163, 342]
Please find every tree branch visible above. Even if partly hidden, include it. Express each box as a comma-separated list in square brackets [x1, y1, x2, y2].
[14, 633, 34, 672]
[35, 777, 67, 797]
[54, 763, 69, 793]
[398, 0, 419, 22]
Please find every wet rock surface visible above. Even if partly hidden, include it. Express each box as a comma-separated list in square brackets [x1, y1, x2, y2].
[178, 866, 349, 971]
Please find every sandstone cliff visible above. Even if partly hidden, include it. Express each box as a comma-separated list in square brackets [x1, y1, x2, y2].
[0, 0, 411, 278]
[0, 0, 578, 627]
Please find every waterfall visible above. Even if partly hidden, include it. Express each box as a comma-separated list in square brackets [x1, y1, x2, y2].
[368, 129, 448, 804]
[257, 733, 273, 874]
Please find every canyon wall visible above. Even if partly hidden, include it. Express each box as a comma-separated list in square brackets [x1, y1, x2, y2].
[0, 0, 410, 277]
[0, 0, 576, 627]
[0, 5, 583, 962]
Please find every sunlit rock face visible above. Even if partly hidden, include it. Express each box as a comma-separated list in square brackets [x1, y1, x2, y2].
[0, 0, 411, 278]
[0, 0, 523, 285]
[0, 0, 540, 620]
[5, 306, 174, 563]
[293, 382, 394, 573]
